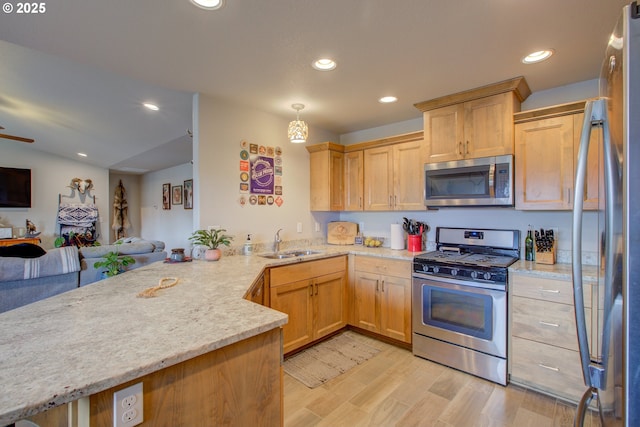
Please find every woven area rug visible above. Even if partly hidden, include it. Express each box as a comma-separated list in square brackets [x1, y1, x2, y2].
[283, 331, 381, 388]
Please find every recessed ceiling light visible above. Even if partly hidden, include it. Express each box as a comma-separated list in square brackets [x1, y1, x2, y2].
[312, 58, 337, 71]
[522, 49, 554, 64]
[77, 152, 87, 157]
[143, 102, 159, 111]
[190, 0, 224, 10]
[379, 96, 398, 103]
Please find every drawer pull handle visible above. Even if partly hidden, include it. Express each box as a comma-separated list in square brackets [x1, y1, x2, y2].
[538, 363, 560, 372]
[539, 289, 560, 294]
[539, 321, 559, 328]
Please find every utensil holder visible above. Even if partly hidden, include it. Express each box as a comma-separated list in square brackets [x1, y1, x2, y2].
[407, 234, 422, 252]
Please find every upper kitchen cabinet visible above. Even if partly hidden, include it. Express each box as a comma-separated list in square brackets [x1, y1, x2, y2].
[415, 77, 531, 163]
[362, 132, 425, 211]
[514, 101, 601, 210]
[307, 142, 345, 211]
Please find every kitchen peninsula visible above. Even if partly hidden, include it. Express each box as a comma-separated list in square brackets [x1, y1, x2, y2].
[0, 253, 293, 426]
[0, 245, 415, 426]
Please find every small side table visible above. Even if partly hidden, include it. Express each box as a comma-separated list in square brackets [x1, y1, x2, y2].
[0, 237, 41, 247]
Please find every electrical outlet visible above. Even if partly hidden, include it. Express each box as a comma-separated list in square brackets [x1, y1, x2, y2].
[113, 382, 143, 427]
[297, 222, 303, 233]
[315, 222, 320, 232]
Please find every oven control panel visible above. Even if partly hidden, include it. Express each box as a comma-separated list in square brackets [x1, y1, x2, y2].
[413, 262, 508, 286]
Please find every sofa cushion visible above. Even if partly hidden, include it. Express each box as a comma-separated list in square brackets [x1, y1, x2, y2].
[0, 243, 47, 259]
[79, 242, 155, 259]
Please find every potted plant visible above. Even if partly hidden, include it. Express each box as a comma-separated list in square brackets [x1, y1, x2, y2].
[93, 244, 136, 278]
[189, 228, 233, 261]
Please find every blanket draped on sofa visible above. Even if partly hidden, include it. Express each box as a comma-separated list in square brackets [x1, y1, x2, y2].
[0, 246, 81, 281]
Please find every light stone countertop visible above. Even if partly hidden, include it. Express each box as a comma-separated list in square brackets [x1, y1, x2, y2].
[509, 259, 601, 283]
[0, 244, 417, 424]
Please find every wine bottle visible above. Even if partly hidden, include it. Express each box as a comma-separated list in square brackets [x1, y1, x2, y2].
[525, 226, 534, 261]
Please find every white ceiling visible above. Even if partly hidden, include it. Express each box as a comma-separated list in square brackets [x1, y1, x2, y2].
[0, 0, 629, 173]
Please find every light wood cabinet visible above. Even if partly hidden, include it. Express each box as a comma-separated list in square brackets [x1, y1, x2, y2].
[514, 101, 602, 210]
[269, 256, 347, 354]
[350, 256, 412, 343]
[422, 93, 517, 162]
[510, 273, 595, 402]
[363, 138, 425, 211]
[307, 142, 344, 211]
[244, 271, 268, 306]
[344, 150, 364, 211]
[415, 77, 530, 163]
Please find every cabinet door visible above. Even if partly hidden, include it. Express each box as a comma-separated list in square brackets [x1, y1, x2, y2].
[314, 271, 347, 339]
[352, 271, 380, 333]
[424, 104, 464, 163]
[309, 149, 344, 211]
[574, 113, 603, 210]
[363, 146, 394, 210]
[344, 150, 364, 211]
[270, 279, 314, 354]
[515, 115, 574, 209]
[379, 274, 412, 343]
[464, 92, 514, 158]
[393, 140, 425, 210]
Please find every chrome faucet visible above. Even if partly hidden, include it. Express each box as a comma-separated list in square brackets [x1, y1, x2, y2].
[273, 228, 283, 253]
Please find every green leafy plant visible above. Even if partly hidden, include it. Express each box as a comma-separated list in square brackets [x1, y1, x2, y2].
[93, 244, 136, 277]
[189, 228, 233, 249]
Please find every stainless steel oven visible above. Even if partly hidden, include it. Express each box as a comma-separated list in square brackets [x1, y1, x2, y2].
[412, 227, 519, 385]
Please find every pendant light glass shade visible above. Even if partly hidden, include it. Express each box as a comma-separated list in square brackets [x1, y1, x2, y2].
[288, 104, 308, 143]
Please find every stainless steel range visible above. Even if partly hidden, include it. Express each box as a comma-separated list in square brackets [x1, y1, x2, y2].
[412, 227, 520, 385]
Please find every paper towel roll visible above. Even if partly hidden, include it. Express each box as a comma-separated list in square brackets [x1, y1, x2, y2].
[390, 224, 405, 250]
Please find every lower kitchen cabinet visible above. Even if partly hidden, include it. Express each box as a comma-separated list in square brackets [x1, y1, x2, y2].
[269, 256, 347, 354]
[510, 273, 594, 402]
[351, 255, 411, 343]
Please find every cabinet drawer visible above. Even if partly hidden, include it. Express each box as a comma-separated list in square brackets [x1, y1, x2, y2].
[270, 256, 346, 287]
[511, 336, 585, 401]
[511, 274, 591, 308]
[354, 256, 410, 278]
[512, 296, 591, 351]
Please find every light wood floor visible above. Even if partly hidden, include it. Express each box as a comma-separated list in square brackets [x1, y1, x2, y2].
[283, 332, 602, 427]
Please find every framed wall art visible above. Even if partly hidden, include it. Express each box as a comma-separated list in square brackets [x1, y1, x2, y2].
[184, 179, 193, 210]
[162, 183, 171, 210]
[172, 185, 183, 205]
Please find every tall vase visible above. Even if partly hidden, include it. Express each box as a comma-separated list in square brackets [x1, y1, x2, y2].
[205, 248, 222, 261]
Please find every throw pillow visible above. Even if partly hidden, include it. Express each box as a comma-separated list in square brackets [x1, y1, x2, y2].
[0, 243, 47, 258]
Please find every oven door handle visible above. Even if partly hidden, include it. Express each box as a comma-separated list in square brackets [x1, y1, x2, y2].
[488, 163, 495, 198]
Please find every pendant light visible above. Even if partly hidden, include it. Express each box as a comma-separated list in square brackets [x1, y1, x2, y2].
[287, 103, 308, 143]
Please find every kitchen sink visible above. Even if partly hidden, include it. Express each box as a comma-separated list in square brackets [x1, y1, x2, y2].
[258, 250, 321, 259]
[259, 253, 295, 259]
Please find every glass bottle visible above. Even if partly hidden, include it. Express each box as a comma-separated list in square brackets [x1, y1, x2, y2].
[525, 226, 534, 261]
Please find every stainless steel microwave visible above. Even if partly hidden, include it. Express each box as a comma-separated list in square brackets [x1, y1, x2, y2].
[424, 155, 514, 207]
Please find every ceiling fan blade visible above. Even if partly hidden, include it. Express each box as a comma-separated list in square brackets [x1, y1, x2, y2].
[0, 133, 34, 143]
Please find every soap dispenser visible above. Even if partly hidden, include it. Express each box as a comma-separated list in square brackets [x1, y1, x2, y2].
[242, 234, 254, 255]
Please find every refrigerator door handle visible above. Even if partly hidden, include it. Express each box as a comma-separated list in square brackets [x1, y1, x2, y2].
[572, 99, 606, 388]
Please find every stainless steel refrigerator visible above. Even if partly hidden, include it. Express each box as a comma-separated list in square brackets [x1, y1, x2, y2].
[572, 2, 639, 426]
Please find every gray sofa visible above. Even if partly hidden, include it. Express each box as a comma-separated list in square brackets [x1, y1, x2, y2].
[0, 246, 81, 313]
[0, 239, 166, 313]
[79, 239, 167, 286]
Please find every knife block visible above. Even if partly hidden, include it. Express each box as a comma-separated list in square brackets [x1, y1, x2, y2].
[535, 241, 556, 265]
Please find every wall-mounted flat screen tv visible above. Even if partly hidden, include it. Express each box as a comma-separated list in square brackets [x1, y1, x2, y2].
[0, 167, 32, 208]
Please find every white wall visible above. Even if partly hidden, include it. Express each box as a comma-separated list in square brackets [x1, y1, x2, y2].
[193, 94, 340, 247]
[0, 140, 109, 248]
[336, 79, 601, 260]
[108, 173, 142, 243]
[140, 163, 194, 254]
